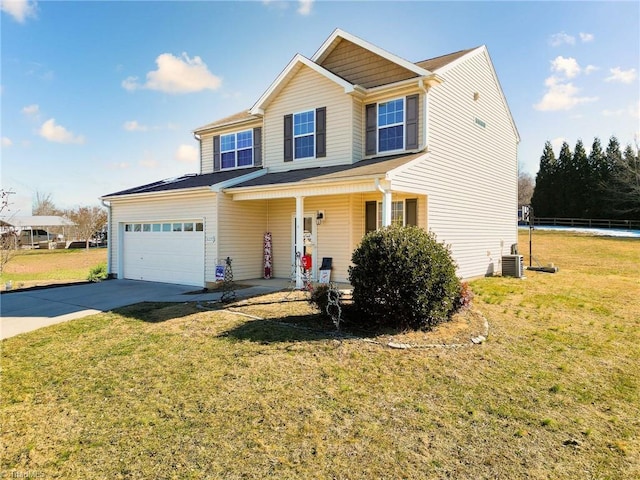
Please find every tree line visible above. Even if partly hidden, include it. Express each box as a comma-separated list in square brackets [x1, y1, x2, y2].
[530, 136, 640, 220]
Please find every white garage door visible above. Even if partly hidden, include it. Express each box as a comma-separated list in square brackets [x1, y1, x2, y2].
[123, 221, 204, 287]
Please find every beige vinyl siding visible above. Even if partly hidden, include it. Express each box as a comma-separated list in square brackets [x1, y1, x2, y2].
[393, 48, 518, 279]
[200, 134, 213, 173]
[216, 194, 268, 281]
[108, 191, 217, 282]
[320, 39, 417, 88]
[263, 64, 354, 172]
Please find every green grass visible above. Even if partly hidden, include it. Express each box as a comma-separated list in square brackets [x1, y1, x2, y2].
[1, 231, 639, 478]
[1, 248, 106, 289]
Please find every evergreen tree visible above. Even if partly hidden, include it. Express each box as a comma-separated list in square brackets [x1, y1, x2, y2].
[587, 138, 606, 218]
[607, 144, 640, 219]
[531, 141, 556, 217]
[567, 139, 589, 217]
[602, 137, 623, 217]
[555, 142, 573, 217]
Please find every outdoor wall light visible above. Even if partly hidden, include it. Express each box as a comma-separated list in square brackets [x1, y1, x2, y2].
[316, 211, 324, 225]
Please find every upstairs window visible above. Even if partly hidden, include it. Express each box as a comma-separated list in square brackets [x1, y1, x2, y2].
[220, 130, 253, 169]
[378, 98, 404, 152]
[293, 110, 315, 159]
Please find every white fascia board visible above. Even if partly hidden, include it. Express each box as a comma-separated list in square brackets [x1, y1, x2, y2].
[209, 168, 269, 192]
[102, 187, 214, 203]
[249, 54, 355, 115]
[312, 28, 432, 78]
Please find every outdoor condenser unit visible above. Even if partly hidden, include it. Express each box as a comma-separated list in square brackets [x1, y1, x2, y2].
[502, 254, 524, 278]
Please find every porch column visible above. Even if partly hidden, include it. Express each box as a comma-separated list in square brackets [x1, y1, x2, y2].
[382, 190, 392, 227]
[295, 195, 304, 289]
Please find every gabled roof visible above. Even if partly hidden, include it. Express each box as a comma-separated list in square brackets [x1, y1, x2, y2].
[102, 168, 263, 198]
[415, 47, 479, 72]
[313, 28, 432, 78]
[194, 110, 260, 134]
[249, 54, 361, 115]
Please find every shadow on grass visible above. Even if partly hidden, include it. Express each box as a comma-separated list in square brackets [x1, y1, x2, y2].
[113, 302, 203, 323]
[220, 314, 347, 343]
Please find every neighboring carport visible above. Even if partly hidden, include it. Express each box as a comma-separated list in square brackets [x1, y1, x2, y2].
[0, 215, 76, 247]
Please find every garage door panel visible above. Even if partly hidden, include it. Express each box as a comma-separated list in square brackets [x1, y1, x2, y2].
[123, 223, 204, 287]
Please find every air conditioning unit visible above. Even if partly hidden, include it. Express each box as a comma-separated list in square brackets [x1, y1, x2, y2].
[502, 254, 524, 278]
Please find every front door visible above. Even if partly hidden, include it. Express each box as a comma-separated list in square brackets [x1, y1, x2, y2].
[292, 214, 316, 280]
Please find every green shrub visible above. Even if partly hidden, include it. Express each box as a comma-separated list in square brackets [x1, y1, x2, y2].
[87, 263, 108, 282]
[348, 226, 461, 330]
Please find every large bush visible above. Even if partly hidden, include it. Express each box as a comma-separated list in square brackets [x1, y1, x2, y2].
[348, 226, 461, 330]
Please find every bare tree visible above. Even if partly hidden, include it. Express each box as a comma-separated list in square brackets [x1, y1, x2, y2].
[65, 206, 108, 249]
[518, 171, 535, 208]
[33, 191, 60, 216]
[1, 189, 19, 276]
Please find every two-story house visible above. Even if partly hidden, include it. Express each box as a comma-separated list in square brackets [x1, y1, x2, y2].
[102, 29, 519, 288]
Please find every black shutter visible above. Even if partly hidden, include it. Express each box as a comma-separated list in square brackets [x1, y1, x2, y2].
[213, 135, 221, 172]
[365, 103, 377, 156]
[284, 114, 293, 162]
[405, 94, 419, 150]
[406, 198, 417, 226]
[365, 201, 377, 233]
[253, 127, 262, 167]
[315, 107, 326, 158]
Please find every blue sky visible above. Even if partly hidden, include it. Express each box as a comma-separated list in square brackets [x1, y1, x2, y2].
[2, 0, 638, 213]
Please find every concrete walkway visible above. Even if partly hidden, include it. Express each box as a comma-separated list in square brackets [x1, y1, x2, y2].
[0, 279, 286, 340]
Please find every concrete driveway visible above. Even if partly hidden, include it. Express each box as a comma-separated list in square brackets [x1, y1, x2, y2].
[0, 279, 280, 340]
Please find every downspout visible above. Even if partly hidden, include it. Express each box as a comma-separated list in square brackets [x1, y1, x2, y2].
[100, 198, 112, 277]
[375, 178, 392, 227]
[193, 132, 202, 174]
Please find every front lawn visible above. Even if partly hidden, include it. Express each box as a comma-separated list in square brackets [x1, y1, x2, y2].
[1, 231, 638, 478]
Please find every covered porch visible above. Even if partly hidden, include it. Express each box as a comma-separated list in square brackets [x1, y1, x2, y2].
[219, 153, 429, 288]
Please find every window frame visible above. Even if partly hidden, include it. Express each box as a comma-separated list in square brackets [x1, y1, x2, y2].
[377, 97, 405, 153]
[220, 129, 254, 170]
[293, 109, 315, 160]
[377, 200, 405, 228]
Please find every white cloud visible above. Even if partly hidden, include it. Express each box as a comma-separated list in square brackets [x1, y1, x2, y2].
[579, 32, 594, 43]
[22, 103, 40, 117]
[549, 32, 575, 47]
[298, 0, 313, 15]
[551, 56, 581, 79]
[175, 144, 198, 164]
[39, 118, 85, 144]
[584, 65, 598, 75]
[534, 76, 598, 111]
[605, 67, 637, 84]
[551, 137, 566, 154]
[602, 108, 625, 117]
[110, 162, 130, 170]
[1, 136, 13, 147]
[1, 0, 37, 23]
[123, 52, 221, 94]
[123, 120, 149, 132]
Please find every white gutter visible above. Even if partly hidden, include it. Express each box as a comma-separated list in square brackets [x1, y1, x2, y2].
[100, 198, 112, 276]
[375, 178, 392, 227]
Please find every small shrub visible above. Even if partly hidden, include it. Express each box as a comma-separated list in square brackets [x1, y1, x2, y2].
[348, 225, 461, 330]
[308, 283, 332, 315]
[456, 281, 474, 311]
[87, 263, 107, 282]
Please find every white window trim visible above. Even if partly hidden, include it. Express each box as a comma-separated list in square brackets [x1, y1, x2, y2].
[293, 109, 315, 160]
[220, 129, 254, 170]
[377, 97, 405, 154]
